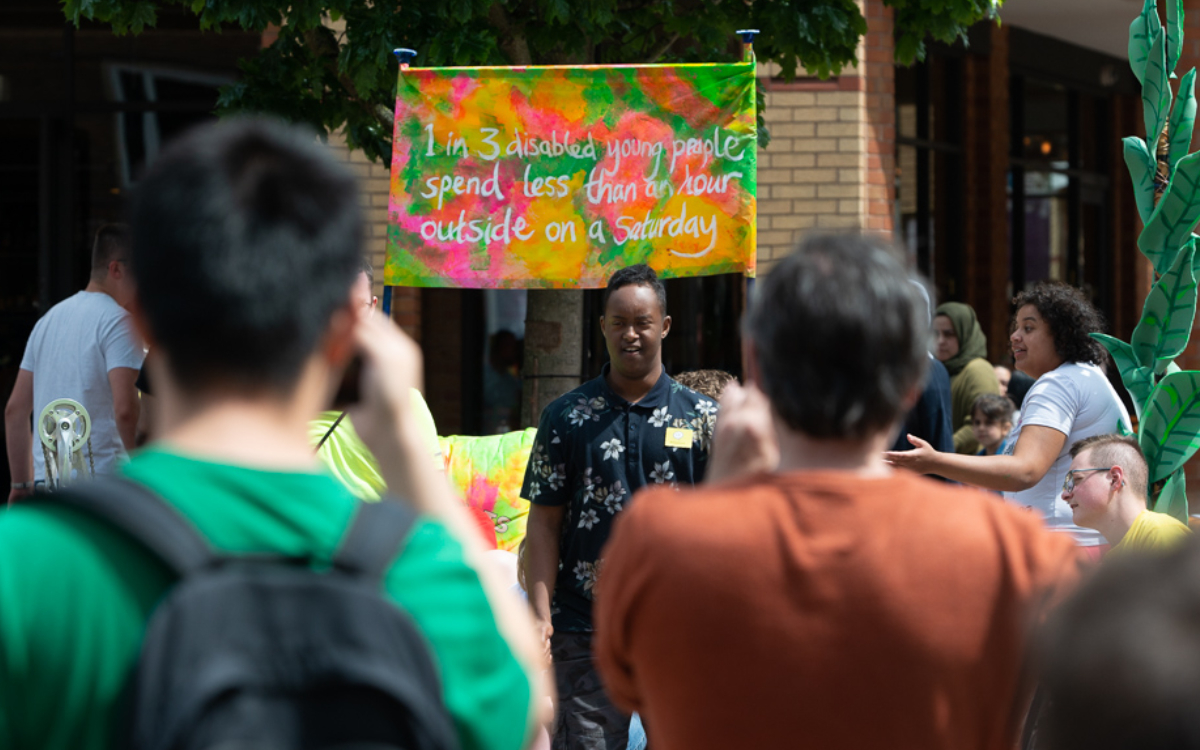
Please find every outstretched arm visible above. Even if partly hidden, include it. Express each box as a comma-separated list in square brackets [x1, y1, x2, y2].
[884, 424, 1066, 492]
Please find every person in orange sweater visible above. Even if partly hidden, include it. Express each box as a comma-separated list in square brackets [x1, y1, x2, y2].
[594, 232, 1085, 750]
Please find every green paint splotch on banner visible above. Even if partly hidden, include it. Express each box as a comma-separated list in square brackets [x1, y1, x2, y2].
[386, 62, 758, 289]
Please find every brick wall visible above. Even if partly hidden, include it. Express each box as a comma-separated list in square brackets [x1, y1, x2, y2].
[963, 23, 1012, 362]
[755, 0, 896, 274]
[324, 131, 422, 341]
[1165, 0, 1200, 507]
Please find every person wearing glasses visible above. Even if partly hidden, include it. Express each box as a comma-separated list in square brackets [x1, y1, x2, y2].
[887, 282, 1131, 559]
[5, 224, 144, 501]
[1061, 433, 1191, 555]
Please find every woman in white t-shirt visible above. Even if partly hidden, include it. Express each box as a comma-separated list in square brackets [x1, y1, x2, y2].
[885, 282, 1131, 554]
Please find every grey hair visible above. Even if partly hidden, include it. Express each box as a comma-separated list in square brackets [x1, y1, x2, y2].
[745, 232, 929, 440]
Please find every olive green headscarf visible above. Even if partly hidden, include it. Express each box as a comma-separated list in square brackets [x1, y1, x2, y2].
[935, 302, 988, 376]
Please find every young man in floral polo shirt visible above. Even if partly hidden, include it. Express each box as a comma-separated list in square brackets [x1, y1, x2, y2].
[522, 264, 716, 750]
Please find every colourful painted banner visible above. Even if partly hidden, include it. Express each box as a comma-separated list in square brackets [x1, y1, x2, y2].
[386, 62, 757, 288]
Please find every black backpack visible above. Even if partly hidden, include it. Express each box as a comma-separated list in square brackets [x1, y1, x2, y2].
[47, 477, 462, 750]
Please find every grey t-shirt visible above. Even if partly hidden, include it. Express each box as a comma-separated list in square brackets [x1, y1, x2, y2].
[20, 291, 145, 480]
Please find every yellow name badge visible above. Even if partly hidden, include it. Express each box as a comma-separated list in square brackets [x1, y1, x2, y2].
[665, 427, 694, 448]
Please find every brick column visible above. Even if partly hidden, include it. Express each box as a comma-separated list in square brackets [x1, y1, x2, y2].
[963, 23, 1012, 363]
[755, 0, 897, 274]
[863, 0, 896, 233]
[324, 132, 422, 341]
[1167, 0, 1200, 507]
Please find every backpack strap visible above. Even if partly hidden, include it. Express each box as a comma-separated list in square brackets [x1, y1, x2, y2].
[44, 476, 216, 576]
[333, 499, 419, 579]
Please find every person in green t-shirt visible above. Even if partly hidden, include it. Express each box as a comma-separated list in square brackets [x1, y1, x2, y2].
[1061, 433, 1192, 556]
[0, 118, 544, 750]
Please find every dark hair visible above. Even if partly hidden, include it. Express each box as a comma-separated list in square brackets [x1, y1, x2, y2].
[360, 256, 375, 289]
[673, 369, 736, 401]
[1041, 538, 1200, 750]
[606, 264, 666, 316]
[971, 393, 1015, 424]
[130, 118, 362, 394]
[1070, 433, 1148, 499]
[91, 223, 130, 276]
[1007, 368, 1036, 409]
[745, 232, 928, 440]
[1012, 281, 1105, 365]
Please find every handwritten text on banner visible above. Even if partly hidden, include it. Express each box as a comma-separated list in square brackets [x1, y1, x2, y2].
[386, 62, 757, 289]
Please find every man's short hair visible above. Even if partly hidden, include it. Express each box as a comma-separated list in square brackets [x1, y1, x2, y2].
[1069, 434, 1148, 500]
[972, 393, 1015, 424]
[1040, 537, 1200, 750]
[674, 369, 736, 401]
[745, 232, 928, 440]
[360, 257, 375, 289]
[129, 118, 362, 394]
[606, 264, 666, 316]
[91, 224, 130, 275]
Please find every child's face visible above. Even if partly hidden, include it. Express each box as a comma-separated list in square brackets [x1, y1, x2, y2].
[971, 411, 1011, 451]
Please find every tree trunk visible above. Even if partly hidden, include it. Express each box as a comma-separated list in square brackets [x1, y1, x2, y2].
[521, 289, 585, 427]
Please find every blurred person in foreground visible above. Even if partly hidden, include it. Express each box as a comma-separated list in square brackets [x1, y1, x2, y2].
[1040, 536, 1200, 750]
[0, 118, 542, 750]
[1060, 434, 1190, 556]
[594, 232, 1084, 750]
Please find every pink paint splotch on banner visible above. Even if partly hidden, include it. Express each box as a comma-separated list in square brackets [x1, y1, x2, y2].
[386, 62, 757, 289]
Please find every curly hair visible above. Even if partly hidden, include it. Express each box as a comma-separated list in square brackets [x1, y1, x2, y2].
[1012, 282, 1105, 365]
[674, 369, 736, 401]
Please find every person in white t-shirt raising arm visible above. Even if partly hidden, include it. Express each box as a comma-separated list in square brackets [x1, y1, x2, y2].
[886, 281, 1131, 557]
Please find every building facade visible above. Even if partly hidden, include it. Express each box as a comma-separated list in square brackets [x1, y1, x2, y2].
[4, 0, 1198, 494]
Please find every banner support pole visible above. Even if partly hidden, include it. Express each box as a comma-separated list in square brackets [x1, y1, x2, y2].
[736, 29, 759, 63]
[382, 48, 419, 320]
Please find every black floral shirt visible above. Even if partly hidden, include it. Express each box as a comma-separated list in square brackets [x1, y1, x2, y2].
[521, 364, 717, 632]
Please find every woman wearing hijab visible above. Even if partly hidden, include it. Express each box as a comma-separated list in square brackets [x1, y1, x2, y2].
[933, 302, 1001, 454]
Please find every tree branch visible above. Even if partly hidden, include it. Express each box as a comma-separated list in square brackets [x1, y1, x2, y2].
[488, 3, 533, 65]
[646, 33, 679, 63]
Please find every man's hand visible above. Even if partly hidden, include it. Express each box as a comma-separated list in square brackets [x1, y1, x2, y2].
[705, 381, 779, 483]
[524, 503, 565, 662]
[534, 618, 554, 661]
[346, 312, 423, 456]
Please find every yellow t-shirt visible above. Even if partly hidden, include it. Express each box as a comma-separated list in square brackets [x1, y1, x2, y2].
[1109, 510, 1192, 557]
[310, 388, 443, 501]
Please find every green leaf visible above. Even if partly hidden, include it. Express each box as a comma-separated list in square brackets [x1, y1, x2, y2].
[1138, 153, 1200, 274]
[1140, 370, 1200, 483]
[1144, 27, 1173, 150]
[1117, 417, 1135, 437]
[1092, 333, 1154, 420]
[1154, 469, 1189, 523]
[1170, 68, 1197, 174]
[1131, 240, 1198, 372]
[1167, 0, 1185, 77]
[1124, 136, 1158, 224]
[1130, 0, 1162, 85]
